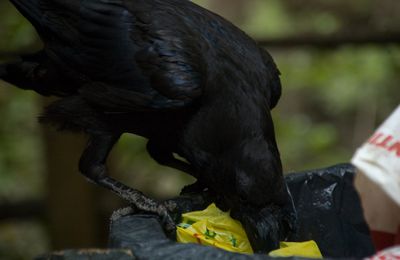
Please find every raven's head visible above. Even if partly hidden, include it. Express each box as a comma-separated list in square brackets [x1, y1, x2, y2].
[210, 137, 285, 212]
[204, 138, 296, 253]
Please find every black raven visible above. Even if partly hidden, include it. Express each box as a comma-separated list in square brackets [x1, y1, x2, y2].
[1, 0, 295, 253]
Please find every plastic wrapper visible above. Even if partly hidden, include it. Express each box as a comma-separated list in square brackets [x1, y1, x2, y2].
[367, 245, 400, 260]
[269, 241, 322, 258]
[177, 203, 253, 254]
[352, 105, 400, 206]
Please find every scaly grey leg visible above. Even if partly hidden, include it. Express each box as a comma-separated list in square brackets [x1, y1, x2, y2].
[79, 134, 176, 233]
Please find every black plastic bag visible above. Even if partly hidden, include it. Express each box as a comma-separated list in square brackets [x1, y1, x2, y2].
[285, 163, 375, 258]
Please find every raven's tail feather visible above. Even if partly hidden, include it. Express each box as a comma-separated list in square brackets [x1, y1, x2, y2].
[9, 0, 43, 31]
[39, 96, 111, 134]
[10, 0, 78, 37]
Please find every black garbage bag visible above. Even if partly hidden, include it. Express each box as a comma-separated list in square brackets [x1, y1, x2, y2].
[39, 164, 375, 259]
[285, 163, 375, 258]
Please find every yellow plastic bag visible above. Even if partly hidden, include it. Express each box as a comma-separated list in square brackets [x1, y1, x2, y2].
[269, 241, 323, 258]
[177, 203, 253, 254]
[177, 203, 323, 258]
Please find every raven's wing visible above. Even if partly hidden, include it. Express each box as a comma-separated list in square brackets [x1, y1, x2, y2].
[260, 49, 281, 110]
[11, 0, 204, 110]
[76, 0, 205, 110]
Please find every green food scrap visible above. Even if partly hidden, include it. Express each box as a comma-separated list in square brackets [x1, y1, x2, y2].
[177, 223, 192, 229]
[230, 235, 238, 247]
[178, 219, 196, 229]
[204, 228, 217, 239]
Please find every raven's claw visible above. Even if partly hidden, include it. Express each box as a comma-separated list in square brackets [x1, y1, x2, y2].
[158, 202, 177, 235]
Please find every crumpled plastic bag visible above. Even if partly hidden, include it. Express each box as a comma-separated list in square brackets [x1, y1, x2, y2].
[269, 241, 322, 258]
[177, 203, 322, 258]
[352, 105, 400, 206]
[177, 203, 253, 254]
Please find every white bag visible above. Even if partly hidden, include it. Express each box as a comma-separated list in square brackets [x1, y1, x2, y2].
[352, 105, 400, 206]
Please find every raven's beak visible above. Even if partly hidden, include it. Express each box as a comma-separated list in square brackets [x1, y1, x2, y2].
[238, 205, 282, 253]
[234, 187, 298, 253]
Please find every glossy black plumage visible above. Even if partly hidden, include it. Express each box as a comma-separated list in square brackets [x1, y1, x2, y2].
[1, 0, 295, 253]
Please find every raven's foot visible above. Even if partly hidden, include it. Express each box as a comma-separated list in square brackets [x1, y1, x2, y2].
[124, 197, 177, 235]
[124, 200, 177, 236]
[110, 202, 177, 237]
[159, 201, 178, 235]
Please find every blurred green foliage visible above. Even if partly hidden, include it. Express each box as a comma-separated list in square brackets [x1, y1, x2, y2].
[0, 0, 399, 259]
[275, 46, 400, 171]
[0, 87, 44, 201]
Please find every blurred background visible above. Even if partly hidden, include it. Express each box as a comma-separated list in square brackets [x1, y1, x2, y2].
[0, 0, 399, 258]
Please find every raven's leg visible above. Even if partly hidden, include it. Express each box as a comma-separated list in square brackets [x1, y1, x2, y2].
[146, 140, 196, 177]
[80, 134, 176, 233]
[146, 140, 207, 194]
